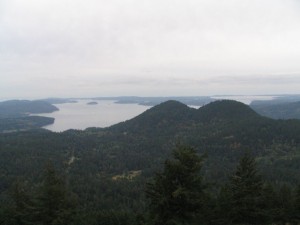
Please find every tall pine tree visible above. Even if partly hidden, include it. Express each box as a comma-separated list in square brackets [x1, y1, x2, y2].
[295, 185, 300, 223]
[35, 162, 77, 225]
[229, 153, 267, 225]
[5, 180, 35, 225]
[146, 145, 209, 225]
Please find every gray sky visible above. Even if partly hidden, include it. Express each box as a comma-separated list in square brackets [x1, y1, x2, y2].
[1, 0, 300, 99]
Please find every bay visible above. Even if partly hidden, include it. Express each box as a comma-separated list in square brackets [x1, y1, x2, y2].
[33, 100, 151, 132]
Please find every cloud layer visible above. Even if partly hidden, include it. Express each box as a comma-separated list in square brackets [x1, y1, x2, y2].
[1, 0, 300, 98]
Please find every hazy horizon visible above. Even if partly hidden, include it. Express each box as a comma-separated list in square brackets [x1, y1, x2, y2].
[1, 0, 300, 99]
[1, 93, 299, 103]
[0, 94, 284, 102]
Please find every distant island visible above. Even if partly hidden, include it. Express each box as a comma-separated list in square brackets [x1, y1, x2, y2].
[39, 98, 77, 104]
[93, 96, 213, 106]
[0, 100, 58, 118]
[87, 101, 98, 105]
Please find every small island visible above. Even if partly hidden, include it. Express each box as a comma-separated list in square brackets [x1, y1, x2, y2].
[87, 101, 98, 105]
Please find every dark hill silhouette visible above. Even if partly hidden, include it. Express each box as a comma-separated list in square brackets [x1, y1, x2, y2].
[197, 100, 260, 122]
[110, 100, 262, 133]
[109, 100, 196, 134]
[107, 100, 300, 153]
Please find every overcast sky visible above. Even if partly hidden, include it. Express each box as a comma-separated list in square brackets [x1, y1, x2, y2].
[1, 0, 300, 99]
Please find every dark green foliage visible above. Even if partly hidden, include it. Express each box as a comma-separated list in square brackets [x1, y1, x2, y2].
[295, 185, 300, 222]
[4, 180, 35, 225]
[260, 183, 277, 224]
[110, 100, 196, 136]
[0, 116, 54, 133]
[212, 185, 232, 224]
[198, 100, 260, 122]
[94, 210, 138, 225]
[146, 145, 208, 225]
[229, 154, 267, 225]
[35, 162, 77, 225]
[273, 185, 295, 224]
[0, 165, 77, 225]
[1, 100, 300, 224]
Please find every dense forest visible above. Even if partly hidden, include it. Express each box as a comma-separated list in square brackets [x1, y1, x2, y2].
[1, 100, 300, 224]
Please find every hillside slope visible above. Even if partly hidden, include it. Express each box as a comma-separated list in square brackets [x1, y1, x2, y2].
[251, 101, 300, 119]
[1, 100, 300, 214]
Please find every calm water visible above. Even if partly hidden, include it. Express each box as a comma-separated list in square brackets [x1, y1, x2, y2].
[32, 96, 276, 132]
[34, 100, 151, 132]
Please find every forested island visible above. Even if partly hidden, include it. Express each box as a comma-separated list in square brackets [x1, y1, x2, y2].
[0, 100, 58, 132]
[1, 99, 300, 224]
[0, 100, 58, 117]
[87, 101, 98, 105]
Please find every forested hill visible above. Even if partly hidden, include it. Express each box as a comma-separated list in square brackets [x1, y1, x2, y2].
[1, 100, 300, 224]
[197, 100, 260, 121]
[2, 100, 300, 182]
[109, 100, 196, 134]
[110, 100, 260, 131]
[108, 100, 299, 144]
[101, 100, 300, 186]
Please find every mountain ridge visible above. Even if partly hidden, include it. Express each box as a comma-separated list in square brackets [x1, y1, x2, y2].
[109, 99, 265, 134]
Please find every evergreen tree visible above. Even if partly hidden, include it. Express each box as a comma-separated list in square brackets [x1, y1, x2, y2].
[261, 182, 277, 224]
[5, 180, 35, 225]
[145, 145, 208, 225]
[212, 185, 232, 225]
[273, 185, 294, 224]
[229, 153, 267, 225]
[35, 162, 77, 225]
[294, 185, 300, 223]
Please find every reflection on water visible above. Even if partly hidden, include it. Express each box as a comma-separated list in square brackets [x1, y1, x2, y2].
[33, 100, 151, 132]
